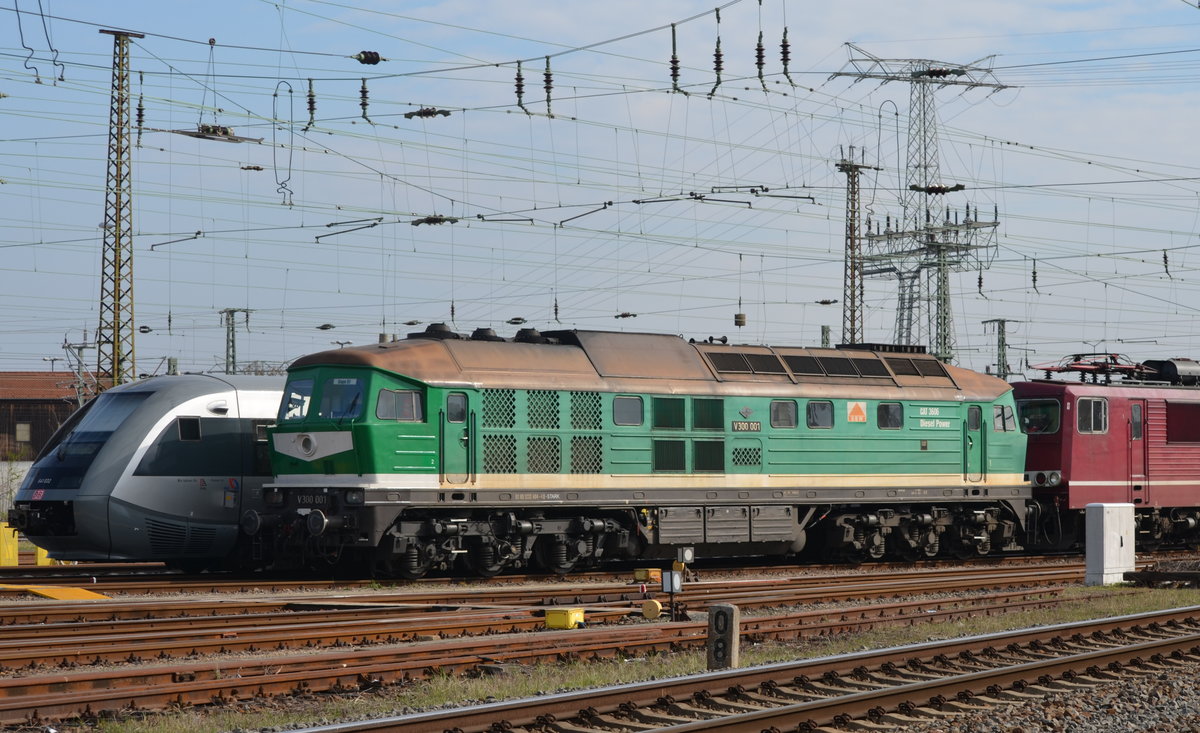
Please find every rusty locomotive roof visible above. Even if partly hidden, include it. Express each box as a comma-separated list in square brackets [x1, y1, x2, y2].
[288, 326, 1010, 401]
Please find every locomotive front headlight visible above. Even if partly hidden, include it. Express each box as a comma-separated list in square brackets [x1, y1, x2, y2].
[344, 488, 365, 505]
[1047, 471, 1062, 487]
[1034, 472, 1047, 487]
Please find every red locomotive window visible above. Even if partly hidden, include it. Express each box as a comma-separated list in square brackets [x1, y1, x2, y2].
[1017, 399, 1060, 434]
[1131, 404, 1144, 440]
[1076, 398, 1108, 434]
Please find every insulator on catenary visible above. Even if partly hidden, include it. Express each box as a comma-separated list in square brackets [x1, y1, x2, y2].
[1032, 258, 1039, 293]
[305, 78, 316, 130]
[136, 71, 144, 147]
[756, 31, 766, 91]
[515, 60, 529, 114]
[544, 56, 553, 117]
[354, 51, 382, 65]
[669, 24, 688, 95]
[781, 27, 795, 86]
[359, 78, 373, 124]
[708, 9, 723, 98]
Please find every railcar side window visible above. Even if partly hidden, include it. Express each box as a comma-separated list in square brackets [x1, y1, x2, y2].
[280, 379, 314, 422]
[318, 377, 364, 420]
[1131, 404, 1143, 440]
[993, 405, 1016, 432]
[1017, 399, 1061, 434]
[446, 393, 467, 423]
[177, 417, 201, 441]
[376, 389, 424, 422]
[877, 403, 903, 429]
[770, 400, 797, 428]
[806, 400, 833, 429]
[613, 396, 643, 426]
[1077, 398, 1108, 434]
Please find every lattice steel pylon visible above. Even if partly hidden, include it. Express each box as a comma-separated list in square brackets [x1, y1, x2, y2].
[97, 29, 144, 387]
[831, 44, 1007, 362]
[836, 146, 880, 345]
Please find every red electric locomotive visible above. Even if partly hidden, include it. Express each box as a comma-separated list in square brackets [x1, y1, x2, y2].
[1014, 353, 1200, 551]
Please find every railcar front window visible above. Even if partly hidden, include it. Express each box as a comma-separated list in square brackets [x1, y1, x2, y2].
[1077, 397, 1107, 434]
[280, 379, 314, 422]
[318, 377, 363, 421]
[1017, 399, 1061, 435]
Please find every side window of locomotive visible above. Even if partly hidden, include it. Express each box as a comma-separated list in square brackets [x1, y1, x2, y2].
[1131, 404, 1144, 440]
[1077, 397, 1108, 434]
[318, 377, 363, 420]
[806, 400, 833, 429]
[653, 397, 686, 429]
[280, 379, 314, 422]
[1017, 399, 1061, 434]
[377, 389, 424, 422]
[613, 396, 643, 426]
[770, 400, 797, 428]
[967, 405, 982, 432]
[446, 392, 467, 423]
[177, 416, 201, 441]
[993, 405, 1016, 432]
[877, 403, 903, 430]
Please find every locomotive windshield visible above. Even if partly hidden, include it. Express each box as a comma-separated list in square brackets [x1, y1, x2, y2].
[317, 377, 364, 421]
[1017, 399, 1061, 435]
[23, 391, 150, 490]
[279, 378, 313, 422]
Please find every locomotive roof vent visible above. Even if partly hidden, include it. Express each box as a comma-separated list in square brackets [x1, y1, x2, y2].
[408, 322, 463, 340]
[836, 342, 927, 354]
[1142, 358, 1200, 386]
[470, 327, 505, 342]
[514, 327, 549, 344]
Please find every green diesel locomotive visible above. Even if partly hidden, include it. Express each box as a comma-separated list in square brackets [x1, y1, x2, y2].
[243, 326, 1028, 577]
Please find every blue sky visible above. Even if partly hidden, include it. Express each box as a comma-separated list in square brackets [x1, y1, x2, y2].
[4, 1, 1200, 377]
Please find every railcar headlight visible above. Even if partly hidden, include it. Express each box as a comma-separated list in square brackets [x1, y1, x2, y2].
[265, 489, 284, 506]
[344, 488, 365, 505]
[1047, 471, 1062, 487]
[1034, 472, 1047, 487]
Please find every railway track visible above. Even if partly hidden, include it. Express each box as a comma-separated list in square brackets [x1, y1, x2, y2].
[310, 606, 1200, 732]
[0, 565, 1084, 726]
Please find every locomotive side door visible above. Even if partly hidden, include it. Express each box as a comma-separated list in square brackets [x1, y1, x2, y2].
[442, 391, 475, 484]
[964, 404, 984, 482]
[1129, 400, 1147, 504]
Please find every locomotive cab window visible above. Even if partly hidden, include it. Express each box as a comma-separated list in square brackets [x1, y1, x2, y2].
[377, 389, 424, 422]
[993, 405, 1016, 432]
[318, 377, 364, 420]
[1076, 398, 1108, 434]
[807, 400, 833, 429]
[446, 393, 467, 423]
[770, 400, 797, 428]
[877, 403, 903, 429]
[613, 396, 643, 426]
[1017, 399, 1061, 435]
[280, 378, 314, 422]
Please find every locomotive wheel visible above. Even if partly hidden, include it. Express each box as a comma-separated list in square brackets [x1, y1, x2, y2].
[534, 537, 579, 575]
[465, 541, 508, 578]
[378, 541, 435, 580]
